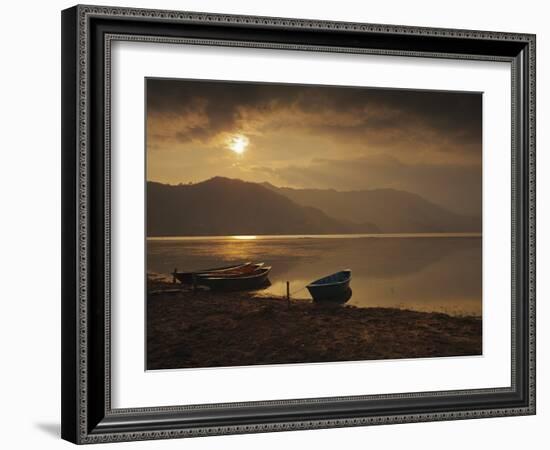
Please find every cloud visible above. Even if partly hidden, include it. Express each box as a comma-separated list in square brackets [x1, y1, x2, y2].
[146, 79, 482, 158]
[146, 78, 482, 215]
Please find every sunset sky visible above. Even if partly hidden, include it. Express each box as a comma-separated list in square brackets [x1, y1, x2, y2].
[146, 78, 482, 216]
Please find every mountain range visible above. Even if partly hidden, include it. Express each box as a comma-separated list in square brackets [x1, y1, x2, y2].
[147, 177, 481, 236]
[262, 182, 481, 234]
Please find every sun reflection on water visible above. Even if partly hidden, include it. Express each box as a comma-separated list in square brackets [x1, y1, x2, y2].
[231, 235, 258, 240]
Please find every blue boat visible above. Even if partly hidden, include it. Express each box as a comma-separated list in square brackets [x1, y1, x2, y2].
[307, 270, 352, 302]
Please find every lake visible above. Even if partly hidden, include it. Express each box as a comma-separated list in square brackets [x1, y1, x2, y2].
[147, 234, 482, 316]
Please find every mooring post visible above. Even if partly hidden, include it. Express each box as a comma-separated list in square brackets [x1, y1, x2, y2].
[192, 273, 197, 293]
[173, 268, 177, 284]
[286, 281, 290, 309]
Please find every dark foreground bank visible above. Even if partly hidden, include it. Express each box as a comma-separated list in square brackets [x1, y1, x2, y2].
[146, 278, 482, 370]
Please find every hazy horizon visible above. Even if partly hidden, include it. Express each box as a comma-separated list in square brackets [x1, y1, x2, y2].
[146, 79, 482, 216]
[146, 175, 459, 194]
[146, 176, 482, 218]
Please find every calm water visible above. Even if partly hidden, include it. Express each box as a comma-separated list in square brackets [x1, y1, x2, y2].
[147, 234, 482, 316]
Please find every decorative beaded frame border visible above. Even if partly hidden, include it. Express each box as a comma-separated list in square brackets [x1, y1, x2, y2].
[63, 4, 536, 444]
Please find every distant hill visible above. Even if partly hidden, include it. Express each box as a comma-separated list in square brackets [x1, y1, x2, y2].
[262, 183, 481, 234]
[147, 177, 380, 236]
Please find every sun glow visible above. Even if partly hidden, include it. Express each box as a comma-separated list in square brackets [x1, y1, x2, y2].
[227, 134, 249, 155]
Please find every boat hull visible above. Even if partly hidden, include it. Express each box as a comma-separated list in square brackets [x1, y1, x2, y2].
[201, 267, 271, 292]
[174, 262, 253, 284]
[307, 280, 351, 301]
[196, 263, 263, 280]
[306, 270, 352, 302]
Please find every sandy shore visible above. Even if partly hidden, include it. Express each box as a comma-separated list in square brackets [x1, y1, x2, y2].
[147, 278, 481, 370]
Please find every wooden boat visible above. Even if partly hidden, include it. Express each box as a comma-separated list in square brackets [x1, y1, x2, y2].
[173, 262, 259, 284]
[199, 266, 272, 291]
[306, 270, 352, 302]
[196, 263, 264, 279]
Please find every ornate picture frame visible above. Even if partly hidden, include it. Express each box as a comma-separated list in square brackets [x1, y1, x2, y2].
[61, 5, 535, 444]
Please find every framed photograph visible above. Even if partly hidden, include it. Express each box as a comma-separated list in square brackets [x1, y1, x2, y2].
[61, 5, 536, 444]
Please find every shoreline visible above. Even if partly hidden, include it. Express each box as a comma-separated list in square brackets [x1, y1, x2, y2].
[147, 279, 482, 370]
[147, 232, 482, 241]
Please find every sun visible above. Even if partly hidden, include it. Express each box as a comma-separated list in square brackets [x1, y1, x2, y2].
[227, 134, 249, 155]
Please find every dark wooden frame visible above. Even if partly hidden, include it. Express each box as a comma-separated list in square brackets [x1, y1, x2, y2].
[61, 4, 536, 444]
